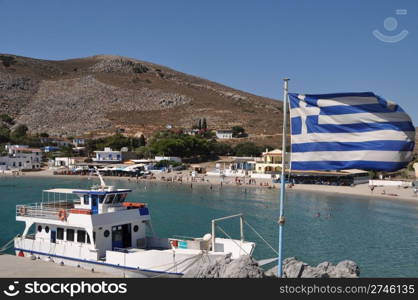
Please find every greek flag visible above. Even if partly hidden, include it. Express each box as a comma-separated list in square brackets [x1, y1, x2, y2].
[288, 92, 415, 172]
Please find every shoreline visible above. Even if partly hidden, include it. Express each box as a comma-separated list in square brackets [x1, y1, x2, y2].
[2, 169, 417, 204]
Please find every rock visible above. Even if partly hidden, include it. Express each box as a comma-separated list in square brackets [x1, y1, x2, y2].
[183, 255, 264, 278]
[300, 266, 330, 278]
[282, 257, 308, 278]
[266, 257, 360, 278]
[329, 260, 360, 278]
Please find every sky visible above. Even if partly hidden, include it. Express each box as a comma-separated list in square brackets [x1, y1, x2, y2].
[1, 0, 417, 125]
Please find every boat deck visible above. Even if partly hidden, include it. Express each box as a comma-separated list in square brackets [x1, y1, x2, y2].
[0, 254, 120, 278]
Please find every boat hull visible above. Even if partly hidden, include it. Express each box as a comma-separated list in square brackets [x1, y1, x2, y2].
[14, 249, 183, 278]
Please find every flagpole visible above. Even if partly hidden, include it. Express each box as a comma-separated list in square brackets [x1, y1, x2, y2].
[278, 78, 289, 277]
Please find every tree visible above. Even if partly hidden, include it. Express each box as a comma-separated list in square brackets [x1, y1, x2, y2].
[0, 125, 10, 143]
[12, 124, 29, 138]
[232, 126, 247, 138]
[0, 114, 14, 125]
[138, 134, 146, 147]
[212, 142, 233, 156]
[39, 132, 49, 138]
[202, 118, 207, 130]
[233, 142, 262, 157]
[59, 145, 74, 157]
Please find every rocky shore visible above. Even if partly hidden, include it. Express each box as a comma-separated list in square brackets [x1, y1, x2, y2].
[183, 255, 360, 278]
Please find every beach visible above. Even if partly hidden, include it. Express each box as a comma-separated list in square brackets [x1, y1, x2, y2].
[3, 168, 417, 203]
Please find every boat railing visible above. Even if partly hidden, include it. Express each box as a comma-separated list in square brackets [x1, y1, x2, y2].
[211, 213, 245, 252]
[16, 201, 74, 220]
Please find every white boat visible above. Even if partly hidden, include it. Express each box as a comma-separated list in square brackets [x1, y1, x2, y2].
[13, 171, 255, 277]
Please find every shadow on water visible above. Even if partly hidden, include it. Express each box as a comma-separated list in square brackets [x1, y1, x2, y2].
[1, 176, 418, 277]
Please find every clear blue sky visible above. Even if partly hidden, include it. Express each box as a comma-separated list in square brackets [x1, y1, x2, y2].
[1, 0, 417, 125]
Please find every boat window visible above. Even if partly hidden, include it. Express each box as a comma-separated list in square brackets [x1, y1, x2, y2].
[57, 228, 64, 240]
[104, 230, 110, 238]
[133, 225, 139, 232]
[83, 195, 89, 205]
[104, 194, 116, 204]
[45, 226, 49, 233]
[98, 195, 105, 204]
[120, 193, 127, 202]
[86, 232, 96, 244]
[77, 230, 86, 243]
[114, 194, 121, 202]
[37, 225, 42, 232]
[67, 229, 75, 241]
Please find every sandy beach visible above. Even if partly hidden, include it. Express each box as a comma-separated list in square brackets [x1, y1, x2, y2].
[3, 168, 417, 204]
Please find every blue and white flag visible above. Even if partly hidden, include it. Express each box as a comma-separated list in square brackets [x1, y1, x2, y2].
[288, 92, 415, 172]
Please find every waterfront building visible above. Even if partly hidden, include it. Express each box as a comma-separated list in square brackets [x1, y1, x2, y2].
[255, 149, 285, 174]
[414, 163, 418, 178]
[93, 147, 136, 163]
[54, 157, 87, 168]
[0, 145, 42, 170]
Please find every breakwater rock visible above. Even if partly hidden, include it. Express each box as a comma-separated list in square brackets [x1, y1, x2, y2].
[266, 257, 360, 278]
[183, 255, 265, 278]
[183, 255, 359, 278]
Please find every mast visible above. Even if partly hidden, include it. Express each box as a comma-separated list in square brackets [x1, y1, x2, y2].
[94, 167, 107, 189]
[278, 78, 289, 277]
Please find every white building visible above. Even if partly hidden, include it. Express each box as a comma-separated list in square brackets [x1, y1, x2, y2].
[154, 156, 182, 163]
[93, 147, 136, 163]
[414, 162, 418, 179]
[0, 145, 42, 170]
[72, 138, 85, 147]
[54, 157, 86, 168]
[215, 130, 233, 139]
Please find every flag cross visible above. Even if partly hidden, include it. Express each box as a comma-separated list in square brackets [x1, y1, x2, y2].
[293, 100, 321, 135]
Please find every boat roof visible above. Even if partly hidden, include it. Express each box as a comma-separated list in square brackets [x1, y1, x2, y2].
[43, 188, 132, 195]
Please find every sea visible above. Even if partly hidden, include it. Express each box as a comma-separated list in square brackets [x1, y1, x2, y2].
[1, 176, 417, 277]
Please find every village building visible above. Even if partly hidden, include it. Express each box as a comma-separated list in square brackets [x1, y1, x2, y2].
[183, 128, 200, 136]
[0, 145, 42, 171]
[154, 156, 182, 163]
[72, 138, 86, 147]
[215, 130, 233, 139]
[254, 149, 284, 174]
[93, 147, 137, 163]
[43, 146, 60, 153]
[54, 157, 87, 168]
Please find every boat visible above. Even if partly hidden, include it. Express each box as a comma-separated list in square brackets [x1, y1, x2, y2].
[12, 170, 255, 277]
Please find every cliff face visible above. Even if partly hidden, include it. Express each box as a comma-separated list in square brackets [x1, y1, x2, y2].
[0, 54, 283, 138]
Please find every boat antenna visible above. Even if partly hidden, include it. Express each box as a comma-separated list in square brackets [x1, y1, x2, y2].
[278, 78, 289, 278]
[94, 166, 107, 188]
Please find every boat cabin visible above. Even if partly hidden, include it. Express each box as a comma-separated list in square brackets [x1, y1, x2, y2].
[16, 186, 152, 259]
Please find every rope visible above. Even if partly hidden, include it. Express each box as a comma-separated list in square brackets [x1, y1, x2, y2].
[150, 252, 204, 278]
[216, 225, 249, 256]
[244, 220, 278, 256]
[0, 236, 17, 253]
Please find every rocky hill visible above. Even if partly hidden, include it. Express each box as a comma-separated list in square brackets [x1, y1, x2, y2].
[0, 54, 283, 140]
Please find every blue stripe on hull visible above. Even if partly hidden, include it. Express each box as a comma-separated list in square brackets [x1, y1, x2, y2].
[291, 161, 409, 172]
[292, 141, 415, 152]
[14, 248, 183, 276]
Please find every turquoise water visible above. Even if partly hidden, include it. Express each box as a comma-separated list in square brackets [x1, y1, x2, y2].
[1, 176, 418, 277]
